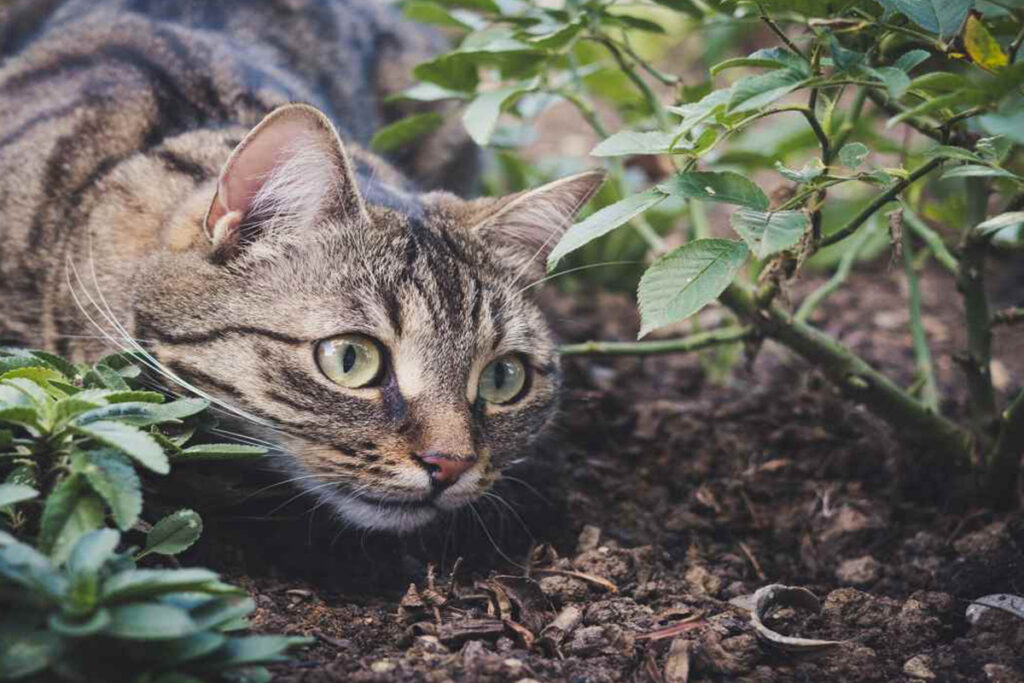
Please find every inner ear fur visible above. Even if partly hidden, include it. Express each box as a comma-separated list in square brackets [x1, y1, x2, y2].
[204, 103, 367, 261]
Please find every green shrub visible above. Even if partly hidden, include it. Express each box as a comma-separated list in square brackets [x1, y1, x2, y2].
[397, 0, 1024, 506]
[0, 348, 309, 682]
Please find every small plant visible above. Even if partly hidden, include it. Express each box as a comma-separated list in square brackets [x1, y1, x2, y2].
[0, 348, 309, 682]
[395, 0, 1024, 506]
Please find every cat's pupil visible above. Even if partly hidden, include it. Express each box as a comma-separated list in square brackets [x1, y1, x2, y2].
[493, 361, 507, 389]
[342, 345, 357, 373]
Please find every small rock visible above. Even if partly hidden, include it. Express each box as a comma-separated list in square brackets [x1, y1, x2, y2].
[903, 655, 937, 680]
[576, 525, 602, 554]
[539, 574, 589, 604]
[684, 564, 722, 597]
[953, 521, 1007, 555]
[370, 659, 396, 673]
[573, 548, 634, 584]
[835, 556, 881, 585]
[984, 663, 1022, 682]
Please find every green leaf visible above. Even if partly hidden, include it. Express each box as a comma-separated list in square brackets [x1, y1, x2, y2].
[524, 18, 583, 50]
[602, 12, 666, 33]
[369, 113, 445, 153]
[144, 509, 203, 557]
[867, 65, 912, 99]
[2, 377, 50, 409]
[101, 568, 220, 603]
[0, 483, 38, 508]
[38, 474, 105, 563]
[895, 49, 931, 73]
[26, 351, 78, 379]
[150, 632, 228, 666]
[976, 211, 1024, 235]
[199, 635, 313, 671]
[385, 83, 466, 103]
[827, 35, 864, 72]
[730, 209, 809, 259]
[658, 171, 769, 210]
[979, 105, 1024, 143]
[66, 529, 119, 578]
[0, 367, 64, 389]
[99, 390, 166, 404]
[875, 0, 972, 37]
[71, 421, 169, 474]
[940, 164, 1022, 181]
[637, 239, 749, 338]
[462, 78, 538, 146]
[0, 626, 61, 679]
[728, 68, 806, 113]
[776, 158, 826, 183]
[591, 130, 681, 157]
[403, 0, 475, 29]
[838, 142, 870, 168]
[921, 145, 985, 162]
[0, 539, 67, 601]
[190, 597, 256, 631]
[0, 406, 39, 429]
[650, 0, 703, 15]
[48, 609, 111, 637]
[105, 603, 197, 640]
[174, 444, 268, 462]
[86, 363, 130, 391]
[711, 47, 809, 76]
[547, 188, 668, 270]
[72, 398, 207, 428]
[77, 450, 142, 531]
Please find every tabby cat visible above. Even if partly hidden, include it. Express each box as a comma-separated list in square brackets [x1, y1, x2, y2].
[0, 0, 604, 532]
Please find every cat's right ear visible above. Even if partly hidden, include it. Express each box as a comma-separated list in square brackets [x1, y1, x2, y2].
[204, 103, 367, 262]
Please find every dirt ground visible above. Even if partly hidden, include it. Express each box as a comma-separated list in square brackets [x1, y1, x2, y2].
[168, 255, 1024, 683]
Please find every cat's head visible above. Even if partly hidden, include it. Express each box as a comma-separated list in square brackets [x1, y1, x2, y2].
[137, 104, 603, 532]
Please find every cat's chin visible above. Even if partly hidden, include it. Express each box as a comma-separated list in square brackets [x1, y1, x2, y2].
[329, 494, 441, 533]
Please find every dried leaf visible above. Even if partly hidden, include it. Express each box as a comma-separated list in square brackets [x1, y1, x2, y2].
[502, 618, 536, 649]
[966, 594, 1024, 623]
[750, 584, 841, 651]
[534, 568, 618, 593]
[664, 637, 693, 683]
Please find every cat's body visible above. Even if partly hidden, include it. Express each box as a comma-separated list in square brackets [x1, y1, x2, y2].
[0, 0, 602, 531]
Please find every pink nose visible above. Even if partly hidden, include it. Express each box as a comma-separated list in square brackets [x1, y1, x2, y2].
[414, 452, 476, 487]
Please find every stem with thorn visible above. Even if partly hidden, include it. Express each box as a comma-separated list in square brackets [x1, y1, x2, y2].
[560, 326, 752, 356]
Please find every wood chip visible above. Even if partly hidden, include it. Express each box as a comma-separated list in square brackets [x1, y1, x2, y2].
[533, 568, 618, 594]
[664, 637, 692, 683]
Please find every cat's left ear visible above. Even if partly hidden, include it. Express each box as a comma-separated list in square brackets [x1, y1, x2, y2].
[204, 103, 367, 261]
[471, 170, 606, 275]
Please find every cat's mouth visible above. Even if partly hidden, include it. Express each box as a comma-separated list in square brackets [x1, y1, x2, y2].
[330, 488, 479, 532]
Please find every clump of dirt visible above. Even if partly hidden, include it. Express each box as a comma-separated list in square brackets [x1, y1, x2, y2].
[180, 262, 1023, 682]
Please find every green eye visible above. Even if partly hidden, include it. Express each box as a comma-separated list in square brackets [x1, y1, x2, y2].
[478, 355, 527, 404]
[316, 334, 383, 388]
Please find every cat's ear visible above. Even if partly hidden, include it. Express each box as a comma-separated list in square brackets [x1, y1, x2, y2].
[204, 103, 367, 261]
[471, 170, 605, 275]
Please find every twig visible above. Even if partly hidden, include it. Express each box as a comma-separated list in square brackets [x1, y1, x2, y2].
[560, 326, 752, 357]
[593, 35, 670, 130]
[992, 307, 1024, 326]
[795, 221, 875, 323]
[718, 284, 973, 463]
[902, 227, 941, 412]
[756, 1, 806, 59]
[901, 206, 959, 275]
[820, 158, 944, 247]
[865, 90, 944, 141]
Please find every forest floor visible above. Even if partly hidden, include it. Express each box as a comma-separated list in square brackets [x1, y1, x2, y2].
[179, 258, 1024, 682]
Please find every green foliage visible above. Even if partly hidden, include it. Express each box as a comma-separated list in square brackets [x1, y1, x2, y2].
[0, 349, 308, 681]
[402, 0, 1024, 504]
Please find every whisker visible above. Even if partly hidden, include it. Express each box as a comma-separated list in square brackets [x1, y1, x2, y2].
[467, 502, 526, 570]
[515, 260, 644, 295]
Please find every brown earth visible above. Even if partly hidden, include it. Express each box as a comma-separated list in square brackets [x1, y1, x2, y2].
[177, 258, 1024, 683]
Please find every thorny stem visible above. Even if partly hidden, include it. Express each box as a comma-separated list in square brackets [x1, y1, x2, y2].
[901, 206, 959, 275]
[866, 91, 944, 142]
[957, 179, 998, 435]
[985, 388, 1023, 508]
[820, 157, 944, 247]
[902, 227, 941, 412]
[756, 2, 805, 59]
[717, 284, 973, 463]
[992, 307, 1024, 326]
[832, 87, 869, 152]
[560, 326, 752, 356]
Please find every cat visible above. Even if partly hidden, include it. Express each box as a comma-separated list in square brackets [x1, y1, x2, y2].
[0, 0, 604, 532]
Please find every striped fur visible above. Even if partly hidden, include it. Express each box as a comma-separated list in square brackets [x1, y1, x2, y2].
[0, 0, 603, 531]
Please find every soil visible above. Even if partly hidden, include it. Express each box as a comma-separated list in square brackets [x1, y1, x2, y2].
[175, 259, 1024, 683]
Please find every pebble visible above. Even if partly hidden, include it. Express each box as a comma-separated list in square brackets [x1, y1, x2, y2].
[835, 555, 881, 585]
[903, 655, 937, 680]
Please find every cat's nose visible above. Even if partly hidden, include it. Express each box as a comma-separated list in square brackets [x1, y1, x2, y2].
[413, 451, 476, 488]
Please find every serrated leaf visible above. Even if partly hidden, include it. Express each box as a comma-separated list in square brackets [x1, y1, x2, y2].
[964, 13, 1008, 70]
[370, 113, 445, 153]
[838, 142, 870, 168]
[941, 164, 1022, 181]
[0, 483, 38, 508]
[145, 509, 203, 557]
[86, 364, 130, 391]
[976, 211, 1024, 235]
[728, 69, 806, 113]
[776, 158, 826, 183]
[637, 239, 748, 338]
[37, 475, 105, 563]
[72, 398, 207, 428]
[77, 450, 142, 531]
[547, 189, 667, 270]
[711, 47, 809, 76]
[2, 377, 49, 409]
[921, 145, 985, 162]
[730, 209, 810, 259]
[591, 130, 683, 157]
[101, 568, 220, 603]
[71, 421, 169, 474]
[658, 171, 770, 209]
[875, 0, 972, 37]
[105, 603, 197, 640]
[0, 406, 39, 429]
[174, 444, 268, 462]
[462, 78, 538, 146]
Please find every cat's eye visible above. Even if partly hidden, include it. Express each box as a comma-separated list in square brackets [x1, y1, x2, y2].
[316, 334, 384, 388]
[478, 355, 527, 405]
